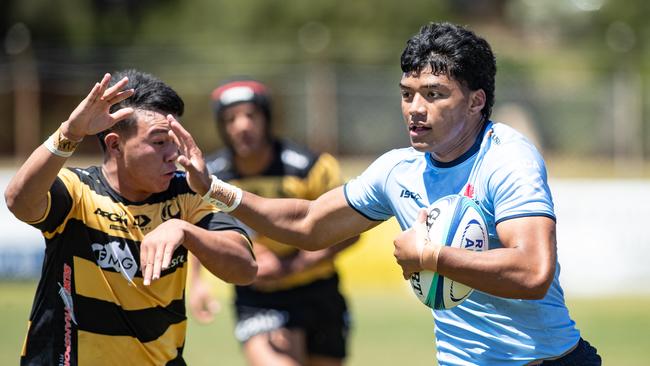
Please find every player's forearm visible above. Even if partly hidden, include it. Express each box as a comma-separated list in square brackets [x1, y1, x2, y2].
[233, 188, 364, 251]
[436, 246, 555, 299]
[233, 192, 327, 249]
[5, 144, 68, 222]
[182, 224, 257, 285]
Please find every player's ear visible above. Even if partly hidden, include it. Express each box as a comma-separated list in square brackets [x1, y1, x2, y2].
[104, 133, 121, 155]
[468, 89, 486, 116]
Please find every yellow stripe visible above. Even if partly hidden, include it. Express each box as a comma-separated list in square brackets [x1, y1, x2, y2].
[78, 321, 186, 365]
[21, 321, 30, 357]
[74, 257, 186, 311]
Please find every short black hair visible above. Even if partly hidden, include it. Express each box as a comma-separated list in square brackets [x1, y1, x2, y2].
[96, 69, 184, 151]
[400, 22, 496, 122]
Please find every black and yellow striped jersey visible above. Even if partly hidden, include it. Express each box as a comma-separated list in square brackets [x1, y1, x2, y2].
[205, 139, 342, 291]
[20, 165, 248, 366]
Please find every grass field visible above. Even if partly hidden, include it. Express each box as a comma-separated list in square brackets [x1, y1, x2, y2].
[2, 281, 650, 365]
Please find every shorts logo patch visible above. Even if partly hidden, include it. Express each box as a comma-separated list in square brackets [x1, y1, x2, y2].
[234, 310, 287, 342]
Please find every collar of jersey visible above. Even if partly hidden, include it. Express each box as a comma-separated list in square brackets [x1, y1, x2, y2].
[426, 121, 490, 169]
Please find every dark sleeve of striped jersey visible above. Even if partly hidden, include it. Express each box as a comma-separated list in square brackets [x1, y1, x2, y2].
[31, 177, 73, 233]
[195, 211, 251, 240]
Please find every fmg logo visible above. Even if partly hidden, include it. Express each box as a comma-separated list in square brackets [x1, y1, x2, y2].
[91, 241, 137, 282]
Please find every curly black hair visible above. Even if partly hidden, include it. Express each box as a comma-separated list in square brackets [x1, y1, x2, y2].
[400, 22, 496, 122]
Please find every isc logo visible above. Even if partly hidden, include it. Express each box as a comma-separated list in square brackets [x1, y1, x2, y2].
[400, 189, 421, 200]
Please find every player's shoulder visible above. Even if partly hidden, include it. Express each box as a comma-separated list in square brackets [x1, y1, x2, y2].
[483, 122, 546, 173]
[274, 138, 322, 176]
[59, 165, 102, 186]
[487, 122, 542, 157]
[205, 148, 235, 177]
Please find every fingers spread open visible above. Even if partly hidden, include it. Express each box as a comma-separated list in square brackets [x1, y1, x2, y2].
[110, 107, 135, 123]
[107, 88, 134, 105]
[97, 73, 111, 99]
[169, 117, 198, 152]
[103, 76, 130, 99]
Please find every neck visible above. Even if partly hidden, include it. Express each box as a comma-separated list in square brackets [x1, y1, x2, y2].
[234, 141, 274, 176]
[431, 119, 485, 163]
[101, 160, 149, 202]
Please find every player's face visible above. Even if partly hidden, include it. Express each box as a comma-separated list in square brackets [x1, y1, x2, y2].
[118, 110, 179, 198]
[222, 102, 269, 158]
[400, 67, 485, 162]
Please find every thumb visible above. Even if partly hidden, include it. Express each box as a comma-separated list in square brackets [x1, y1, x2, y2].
[176, 155, 193, 170]
[414, 208, 428, 235]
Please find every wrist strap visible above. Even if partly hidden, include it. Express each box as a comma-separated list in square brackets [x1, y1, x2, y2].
[43, 128, 82, 158]
[419, 243, 441, 273]
[202, 175, 243, 212]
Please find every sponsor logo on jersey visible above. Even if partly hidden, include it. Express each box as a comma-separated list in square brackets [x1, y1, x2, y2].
[133, 214, 151, 228]
[94, 207, 129, 232]
[161, 201, 181, 222]
[91, 241, 137, 283]
[400, 189, 422, 201]
[58, 263, 75, 366]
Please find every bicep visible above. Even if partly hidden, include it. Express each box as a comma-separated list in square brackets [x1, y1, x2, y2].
[495, 215, 557, 269]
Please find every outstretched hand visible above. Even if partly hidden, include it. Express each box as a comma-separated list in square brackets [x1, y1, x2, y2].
[62, 73, 135, 140]
[168, 115, 211, 196]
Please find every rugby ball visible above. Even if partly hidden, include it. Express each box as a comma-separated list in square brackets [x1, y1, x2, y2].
[409, 194, 489, 310]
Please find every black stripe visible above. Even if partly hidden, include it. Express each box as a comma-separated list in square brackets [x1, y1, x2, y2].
[196, 212, 251, 237]
[32, 177, 73, 233]
[495, 212, 556, 225]
[68, 166, 196, 206]
[75, 296, 186, 342]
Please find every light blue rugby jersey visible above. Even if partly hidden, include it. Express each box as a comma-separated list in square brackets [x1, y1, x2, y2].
[344, 122, 580, 365]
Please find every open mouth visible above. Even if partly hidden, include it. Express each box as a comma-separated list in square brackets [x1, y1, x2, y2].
[409, 124, 431, 132]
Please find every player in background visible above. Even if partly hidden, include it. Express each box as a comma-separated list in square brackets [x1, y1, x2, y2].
[188, 78, 357, 366]
[144, 23, 605, 365]
[4, 70, 257, 365]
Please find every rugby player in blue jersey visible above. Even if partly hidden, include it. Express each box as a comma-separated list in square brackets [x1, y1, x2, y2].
[145, 23, 601, 365]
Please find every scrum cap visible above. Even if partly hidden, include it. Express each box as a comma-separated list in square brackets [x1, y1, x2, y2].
[211, 79, 271, 124]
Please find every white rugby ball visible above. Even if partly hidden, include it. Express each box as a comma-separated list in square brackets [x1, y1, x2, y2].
[409, 194, 489, 310]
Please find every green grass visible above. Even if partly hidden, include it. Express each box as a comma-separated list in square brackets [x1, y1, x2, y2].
[2, 281, 649, 365]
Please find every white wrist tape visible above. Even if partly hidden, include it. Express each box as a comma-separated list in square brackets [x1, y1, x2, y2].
[43, 128, 82, 158]
[202, 175, 243, 212]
